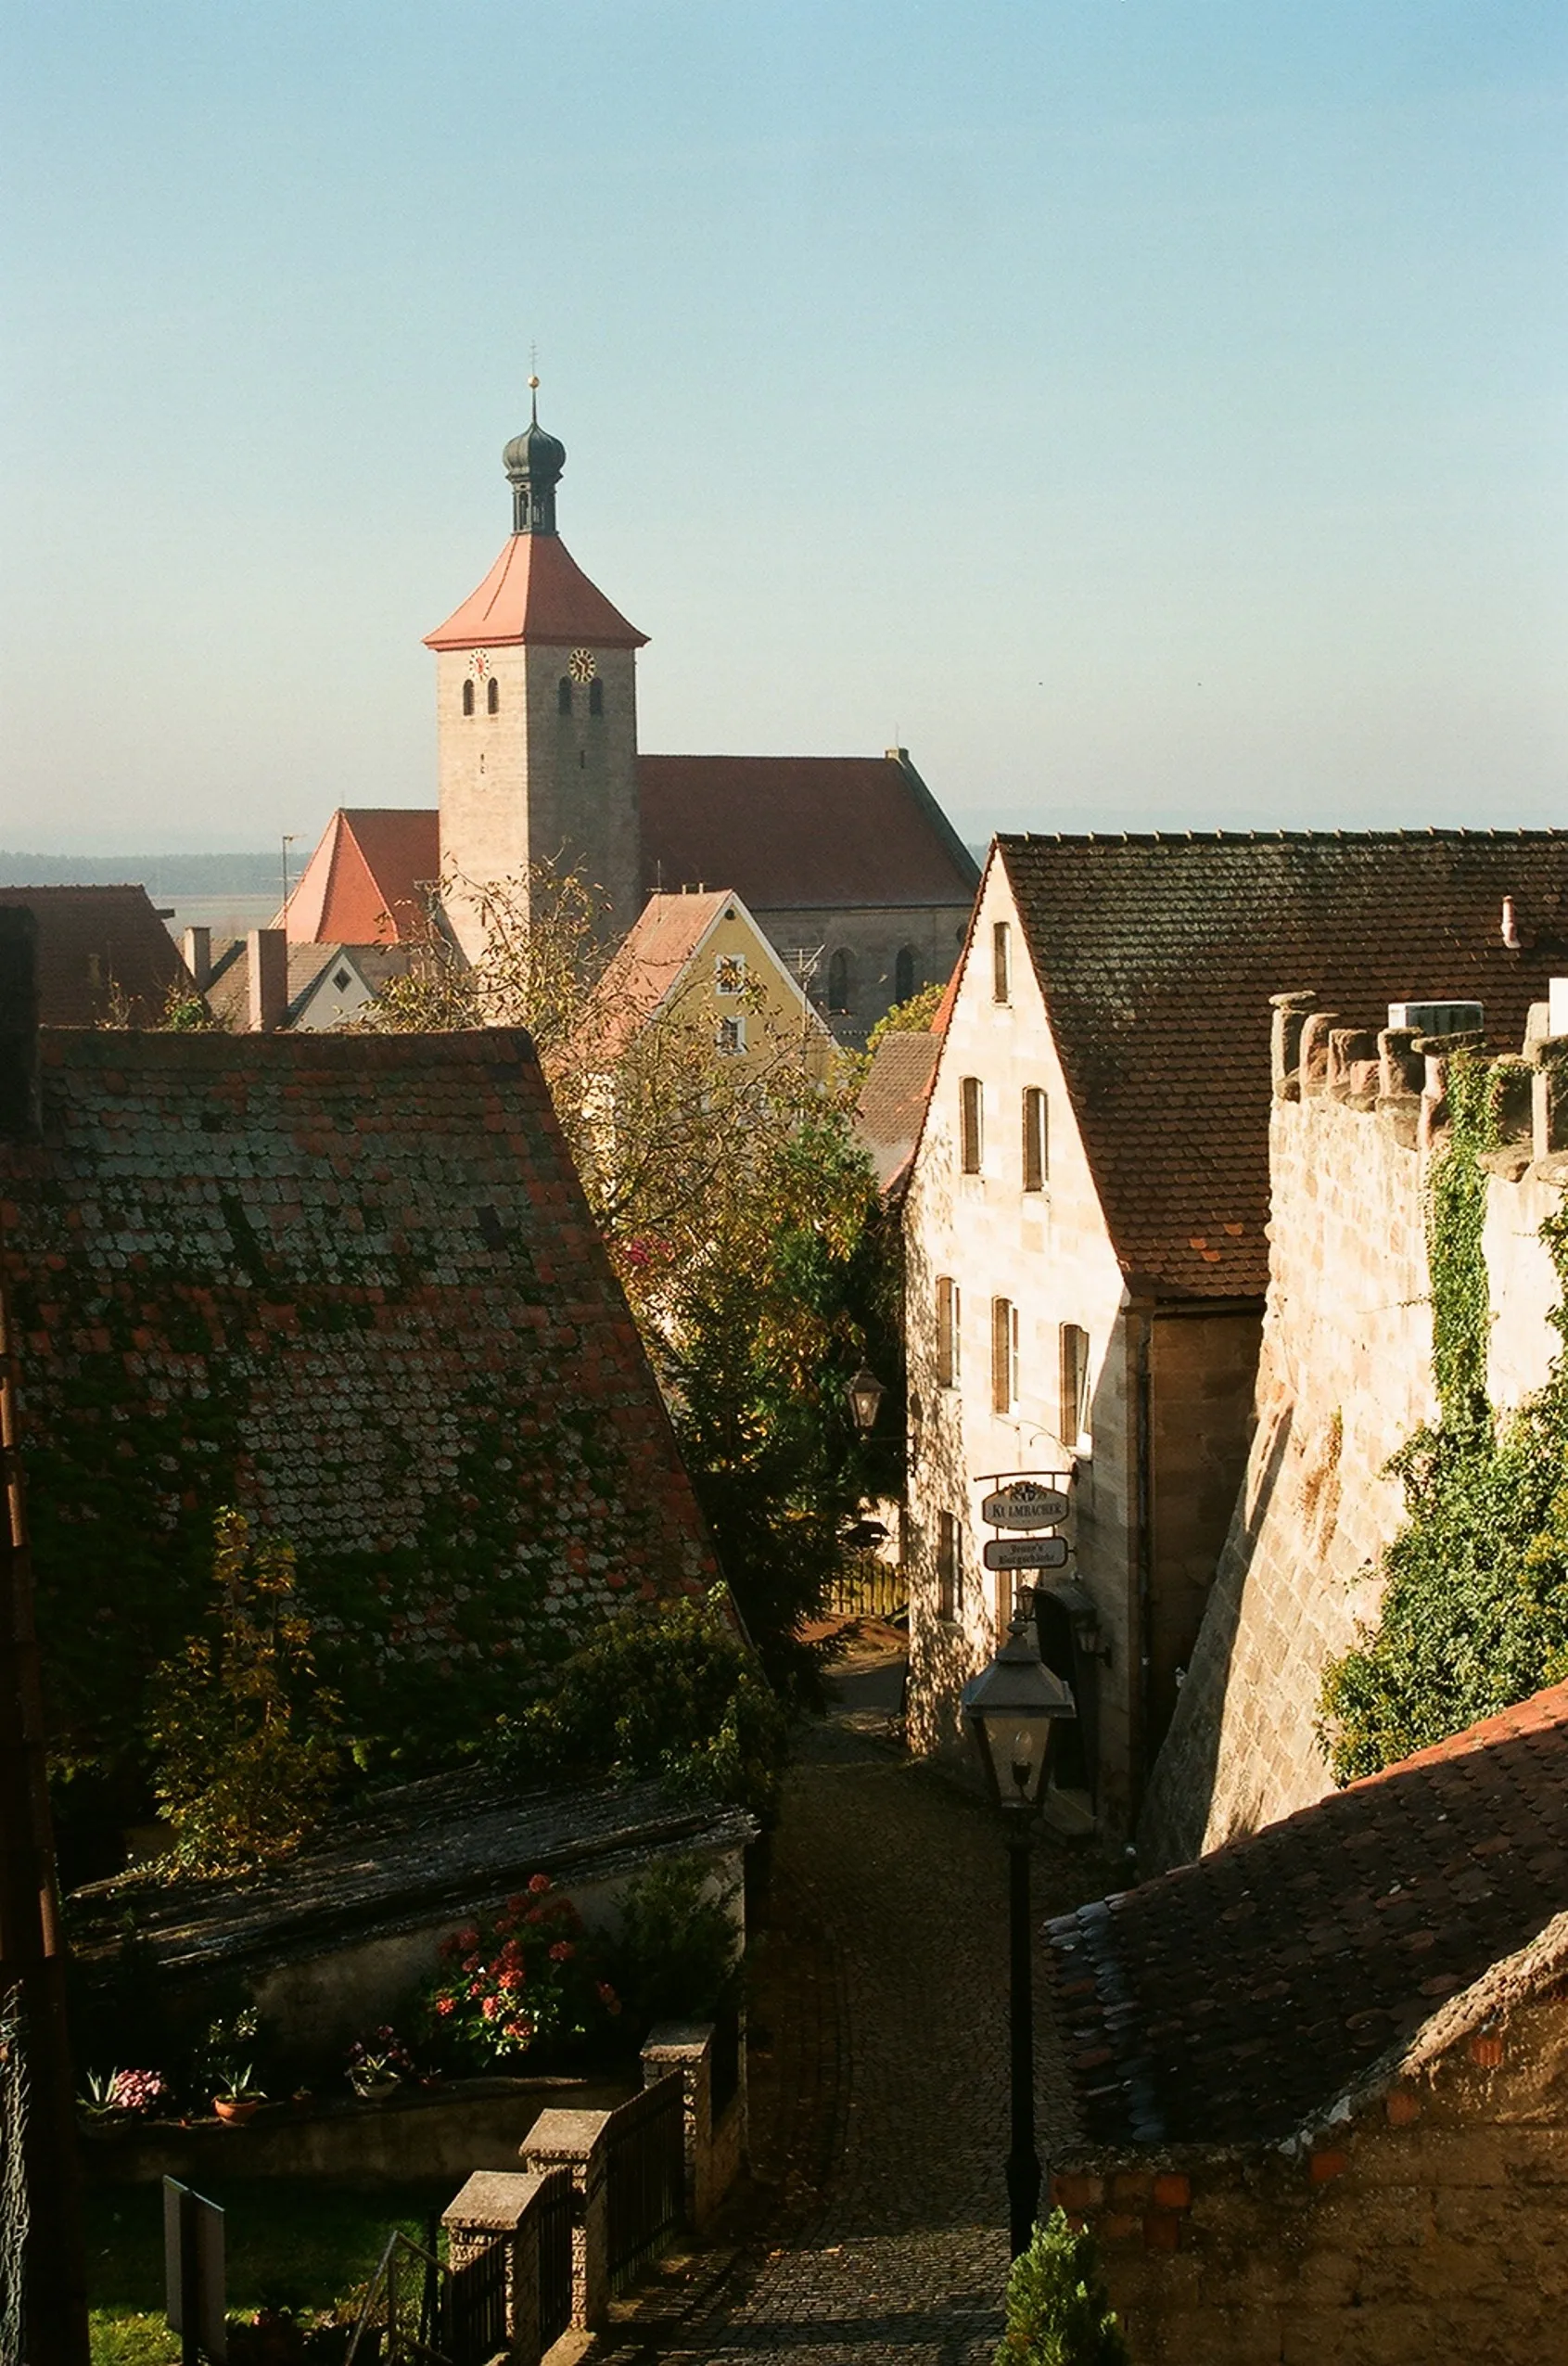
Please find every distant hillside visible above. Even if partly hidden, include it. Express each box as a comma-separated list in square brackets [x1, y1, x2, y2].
[0, 852, 280, 894]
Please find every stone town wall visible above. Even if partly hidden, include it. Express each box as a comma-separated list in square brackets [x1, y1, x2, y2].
[1052, 1984, 1568, 2364]
[1141, 1000, 1567, 1871]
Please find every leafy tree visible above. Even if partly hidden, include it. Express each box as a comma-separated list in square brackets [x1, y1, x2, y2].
[363, 867, 897, 1696]
[500, 1586, 789, 1821]
[864, 979, 945, 1055]
[609, 1854, 741, 2027]
[995, 2213, 1129, 2366]
[146, 1508, 341, 1877]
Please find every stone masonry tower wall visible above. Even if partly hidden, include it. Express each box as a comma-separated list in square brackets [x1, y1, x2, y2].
[1141, 996, 1567, 1871]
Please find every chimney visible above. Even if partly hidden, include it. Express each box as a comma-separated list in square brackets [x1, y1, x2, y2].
[183, 926, 212, 990]
[248, 929, 288, 1033]
[0, 909, 40, 1141]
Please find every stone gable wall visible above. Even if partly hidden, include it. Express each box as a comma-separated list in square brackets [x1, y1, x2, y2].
[3, 1028, 713, 1766]
[1141, 1003, 1565, 1871]
[1053, 1981, 1568, 2364]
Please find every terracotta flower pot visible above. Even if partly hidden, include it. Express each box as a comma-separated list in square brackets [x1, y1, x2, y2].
[212, 2095, 261, 2125]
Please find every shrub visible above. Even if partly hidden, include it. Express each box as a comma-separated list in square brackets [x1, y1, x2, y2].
[419, 1878, 621, 2070]
[995, 2213, 1129, 2366]
[146, 1509, 341, 1877]
[609, 1855, 740, 2029]
[500, 1586, 789, 1822]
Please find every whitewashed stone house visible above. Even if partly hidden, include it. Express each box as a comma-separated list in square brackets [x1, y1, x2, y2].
[902, 830, 1568, 1835]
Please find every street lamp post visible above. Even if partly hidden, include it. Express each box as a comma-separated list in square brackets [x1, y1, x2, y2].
[961, 1603, 1077, 2259]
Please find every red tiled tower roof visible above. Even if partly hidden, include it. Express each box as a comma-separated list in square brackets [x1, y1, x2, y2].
[424, 533, 648, 652]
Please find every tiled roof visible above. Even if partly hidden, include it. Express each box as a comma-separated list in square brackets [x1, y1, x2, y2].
[1000, 831, 1568, 1299]
[204, 940, 409, 1030]
[283, 809, 440, 945]
[425, 533, 649, 651]
[0, 886, 188, 1024]
[1046, 1680, 1568, 2152]
[639, 754, 981, 910]
[580, 890, 733, 1063]
[72, 1770, 753, 1987]
[3, 1029, 715, 1761]
[855, 1030, 941, 1192]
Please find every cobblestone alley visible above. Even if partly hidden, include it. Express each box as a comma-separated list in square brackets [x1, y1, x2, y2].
[601, 1637, 1115, 2365]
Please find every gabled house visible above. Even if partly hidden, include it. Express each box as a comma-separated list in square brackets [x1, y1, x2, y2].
[1043, 1678, 1568, 2362]
[902, 829, 1568, 1833]
[198, 931, 410, 1032]
[580, 887, 835, 1081]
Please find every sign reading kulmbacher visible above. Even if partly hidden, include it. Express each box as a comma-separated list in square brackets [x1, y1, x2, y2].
[979, 1481, 1071, 1530]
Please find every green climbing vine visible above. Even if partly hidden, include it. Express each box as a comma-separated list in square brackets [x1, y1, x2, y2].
[1319, 1050, 1568, 1782]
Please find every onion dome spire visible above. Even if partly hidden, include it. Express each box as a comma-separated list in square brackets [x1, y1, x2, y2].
[503, 376, 567, 536]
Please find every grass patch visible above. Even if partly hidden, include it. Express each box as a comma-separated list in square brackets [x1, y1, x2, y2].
[86, 2180, 447, 2363]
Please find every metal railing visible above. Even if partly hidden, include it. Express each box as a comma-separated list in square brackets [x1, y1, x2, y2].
[536, 2164, 575, 2351]
[345, 2226, 505, 2366]
[606, 2073, 684, 2296]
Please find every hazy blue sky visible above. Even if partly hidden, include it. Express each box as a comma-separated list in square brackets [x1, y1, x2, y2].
[2, 1, 1565, 853]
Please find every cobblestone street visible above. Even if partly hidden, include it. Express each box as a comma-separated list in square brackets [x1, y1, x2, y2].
[602, 1637, 1115, 2365]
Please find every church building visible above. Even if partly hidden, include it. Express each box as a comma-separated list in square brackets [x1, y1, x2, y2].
[284, 392, 979, 1042]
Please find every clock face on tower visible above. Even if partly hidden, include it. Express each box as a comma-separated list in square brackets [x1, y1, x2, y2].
[568, 648, 597, 684]
[468, 651, 490, 681]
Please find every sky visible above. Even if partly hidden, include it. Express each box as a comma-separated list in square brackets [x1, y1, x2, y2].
[1, 1, 1565, 855]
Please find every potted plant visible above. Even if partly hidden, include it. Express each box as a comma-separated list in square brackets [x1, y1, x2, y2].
[77, 2065, 172, 2127]
[346, 2026, 415, 2101]
[203, 2007, 266, 2123]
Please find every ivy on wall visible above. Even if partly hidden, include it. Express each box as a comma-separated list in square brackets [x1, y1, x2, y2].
[1319, 1052, 1568, 1783]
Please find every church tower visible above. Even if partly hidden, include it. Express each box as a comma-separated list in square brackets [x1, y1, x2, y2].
[425, 386, 647, 959]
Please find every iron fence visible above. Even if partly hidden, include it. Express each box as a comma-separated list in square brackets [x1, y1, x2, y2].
[535, 2164, 575, 2349]
[606, 2072, 685, 2296]
[345, 2224, 505, 2366]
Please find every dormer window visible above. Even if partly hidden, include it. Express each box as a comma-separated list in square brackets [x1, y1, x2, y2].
[462, 680, 475, 716]
[487, 677, 499, 714]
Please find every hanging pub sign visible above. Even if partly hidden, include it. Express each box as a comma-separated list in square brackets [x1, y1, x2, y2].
[983, 1535, 1070, 1572]
[979, 1479, 1071, 1530]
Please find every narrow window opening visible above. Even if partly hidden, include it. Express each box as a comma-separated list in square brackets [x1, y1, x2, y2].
[936, 1276, 961, 1388]
[558, 678, 573, 715]
[895, 945, 919, 1003]
[937, 1510, 960, 1623]
[462, 679, 475, 716]
[487, 676, 499, 714]
[991, 1297, 1018, 1414]
[589, 678, 604, 716]
[992, 920, 1012, 1004]
[960, 1076, 984, 1173]
[1060, 1323, 1091, 1449]
[827, 949, 853, 1014]
[1023, 1087, 1048, 1192]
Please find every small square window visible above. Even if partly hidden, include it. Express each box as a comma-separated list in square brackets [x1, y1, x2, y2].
[333, 968, 351, 993]
[716, 1016, 746, 1055]
[715, 954, 746, 995]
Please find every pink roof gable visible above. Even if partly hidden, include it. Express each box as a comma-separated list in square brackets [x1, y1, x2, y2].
[425, 534, 649, 652]
[284, 810, 440, 945]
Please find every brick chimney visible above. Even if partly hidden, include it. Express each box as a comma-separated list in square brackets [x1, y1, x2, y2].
[182, 926, 212, 990]
[248, 929, 288, 1033]
[0, 908, 40, 1141]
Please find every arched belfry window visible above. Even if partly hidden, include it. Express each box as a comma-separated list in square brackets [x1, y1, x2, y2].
[895, 946, 919, 1003]
[487, 676, 499, 714]
[589, 678, 604, 717]
[462, 679, 475, 716]
[827, 949, 853, 1015]
[558, 678, 573, 715]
